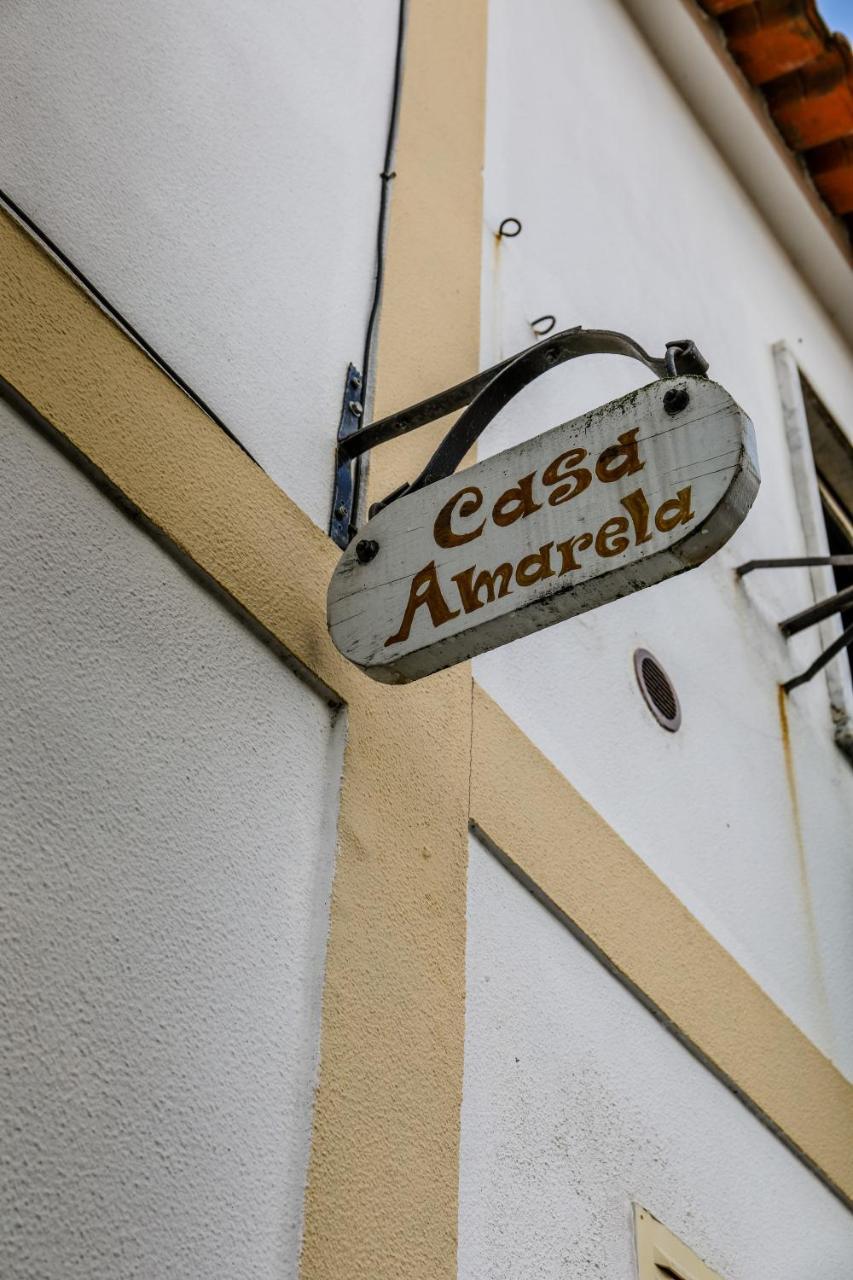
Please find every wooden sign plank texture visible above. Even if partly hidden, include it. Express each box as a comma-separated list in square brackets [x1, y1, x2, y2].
[328, 377, 759, 683]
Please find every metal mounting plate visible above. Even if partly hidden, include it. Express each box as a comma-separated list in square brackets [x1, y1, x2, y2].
[329, 364, 364, 548]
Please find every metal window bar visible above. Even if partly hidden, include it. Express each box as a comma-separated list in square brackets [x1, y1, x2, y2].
[736, 556, 853, 691]
[784, 621, 853, 693]
[736, 556, 853, 575]
[779, 583, 853, 637]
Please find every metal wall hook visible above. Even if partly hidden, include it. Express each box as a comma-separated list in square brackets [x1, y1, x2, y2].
[497, 217, 522, 238]
[530, 314, 556, 337]
[330, 326, 710, 547]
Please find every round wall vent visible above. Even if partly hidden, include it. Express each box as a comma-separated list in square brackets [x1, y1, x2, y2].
[633, 648, 681, 732]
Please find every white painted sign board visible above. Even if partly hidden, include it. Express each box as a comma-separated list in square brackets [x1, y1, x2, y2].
[327, 376, 759, 683]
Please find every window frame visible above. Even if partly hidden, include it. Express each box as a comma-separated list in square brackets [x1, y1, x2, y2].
[773, 340, 853, 759]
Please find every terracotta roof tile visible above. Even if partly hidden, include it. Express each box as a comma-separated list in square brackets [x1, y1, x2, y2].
[696, 0, 853, 242]
[717, 1, 828, 83]
[701, 0, 754, 12]
[765, 44, 853, 149]
[809, 136, 853, 212]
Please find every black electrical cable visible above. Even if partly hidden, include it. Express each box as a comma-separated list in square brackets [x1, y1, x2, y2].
[353, 0, 408, 515]
[2, 6, 407, 489]
[0, 187, 258, 464]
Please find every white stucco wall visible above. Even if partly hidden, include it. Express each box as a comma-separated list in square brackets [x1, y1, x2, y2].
[0, 399, 345, 1279]
[478, 0, 853, 1077]
[0, 0, 400, 527]
[460, 835, 853, 1280]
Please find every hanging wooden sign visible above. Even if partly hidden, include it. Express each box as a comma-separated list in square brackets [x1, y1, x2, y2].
[327, 375, 759, 684]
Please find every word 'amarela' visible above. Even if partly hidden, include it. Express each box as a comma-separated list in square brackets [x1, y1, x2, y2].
[386, 427, 693, 646]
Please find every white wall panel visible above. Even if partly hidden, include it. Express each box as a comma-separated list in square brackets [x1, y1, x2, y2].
[460, 836, 853, 1280]
[0, 400, 344, 1279]
[0, 0, 399, 525]
[479, 0, 853, 1076]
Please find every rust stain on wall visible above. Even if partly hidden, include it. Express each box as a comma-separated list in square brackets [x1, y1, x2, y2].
[776, 684, 834, 1051]
[777, 684, 803, 849]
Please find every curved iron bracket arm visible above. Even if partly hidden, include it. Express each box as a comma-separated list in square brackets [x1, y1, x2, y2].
[330, 326, 708, 547]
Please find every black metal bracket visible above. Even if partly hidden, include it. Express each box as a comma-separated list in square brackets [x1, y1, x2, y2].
[329, 364, 365, 548]
[329, 326, 709, 549]
[736, 557, 853, 692]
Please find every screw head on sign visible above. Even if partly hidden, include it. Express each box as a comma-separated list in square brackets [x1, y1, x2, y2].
[663, 386, 690, 416]
[349, 400, 364, 417]
[355, 539, 379, 564]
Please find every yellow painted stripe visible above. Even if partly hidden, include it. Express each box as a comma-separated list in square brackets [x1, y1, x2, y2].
[0, 207, 351, 707]
[470, 685, 853, 1205]
[301, 1, 487, 1275]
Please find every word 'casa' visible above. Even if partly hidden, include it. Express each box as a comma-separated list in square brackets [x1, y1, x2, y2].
[432, 427, 647, 549]
[384, 427, 695, 648]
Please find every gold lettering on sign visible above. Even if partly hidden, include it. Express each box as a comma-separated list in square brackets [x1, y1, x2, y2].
[433, 485, 485, 548]
[595, 516, 631, 558]
[542, 448, 591, 506]
[555, 532, 593, 573]
[515, 543, 556, 587]
[383, 421, 704, 649]
[620, 488, 652, 544]
[492, 473, 542, 527]
[655, 486, 694, 532]
[385, 561, 460, 647]
[595, 428, 644, 483]
[452, 563, 513, 614]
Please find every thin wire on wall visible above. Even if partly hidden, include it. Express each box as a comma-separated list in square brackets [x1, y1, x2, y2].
[1, 0, 408, 495]
[353, 0, 408, 518]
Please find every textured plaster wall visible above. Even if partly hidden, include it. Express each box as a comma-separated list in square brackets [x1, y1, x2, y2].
[0, 0, 400, 527]
[478, 0, 853, 1078]
[460, 835, 853, 1279]
[0, 398, 345, 1279]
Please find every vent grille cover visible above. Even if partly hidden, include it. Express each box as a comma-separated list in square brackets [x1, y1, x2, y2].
[633, 649, 681, 732]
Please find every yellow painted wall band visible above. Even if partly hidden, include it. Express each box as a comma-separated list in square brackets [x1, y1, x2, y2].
[470, 687, 853, 1205]
[300, 3, 488, 1275]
